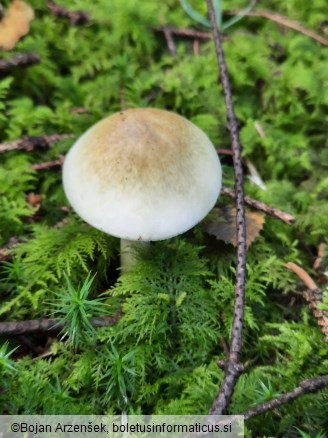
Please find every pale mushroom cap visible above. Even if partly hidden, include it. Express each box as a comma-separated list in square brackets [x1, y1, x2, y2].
[63, 108, 222, 241]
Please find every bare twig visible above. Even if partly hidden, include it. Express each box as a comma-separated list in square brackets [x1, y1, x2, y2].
[47, 1, 89, 25]
[0, 53, 40, 73]
[206, 0, 247, 415]
[188, 373, 328, 437]
[0, 237, 20, 262]
[303, 289, 328, 342]
[193, 39, 200, 56]
[154, 26, 211, 41]
[217, 148, 267, 190]
[253, 120, 266, 138]
[221, 187, 295, 224]
[70, 107, 89, 114]
[162, 26, 177, 57]
[217, 148, 233, 156]
[220, 336, 230, 358]
[154, 9, 328, 47]
[0, 134, 74, 153]
[285, 262, 317, 290]
[243, 375, 328, 420]
[0, 314, 121, 337]
[224, 9, 328, 46]
[313, 242, 326, 271]
[285, 262, 328, 342]
[31, 155, 65, 171]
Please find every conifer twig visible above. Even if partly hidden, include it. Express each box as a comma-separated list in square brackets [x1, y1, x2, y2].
[0, 134, 74, 153]
[206, 0, 247, 415]
[0, 53, 40, 73]
[285, 262, 328, 342]
[242, 375, 328, 420]
[224, 9, 328, 47]
[0, 314, 121, 337]
[221, 187, 295, 224]
[47, 2, 89, 25]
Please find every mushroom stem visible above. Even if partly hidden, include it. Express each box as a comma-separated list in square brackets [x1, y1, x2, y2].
[120, 239, 150, 273]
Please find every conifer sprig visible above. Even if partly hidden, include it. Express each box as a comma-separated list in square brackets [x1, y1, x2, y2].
[51, 272, 109, 347]
[0, 341, 17, 374]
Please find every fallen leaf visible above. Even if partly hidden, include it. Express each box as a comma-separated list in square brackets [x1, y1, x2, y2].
[204, 205, 265, 247]
[0, 0, 34, 50]
[26, 192, 42, 208]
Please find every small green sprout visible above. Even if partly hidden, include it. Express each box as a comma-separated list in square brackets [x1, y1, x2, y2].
[179, 0, 257, 30]
[102, 344, 138, 409]
[0, 341, 17, 374]
[51, 272, 109, 347]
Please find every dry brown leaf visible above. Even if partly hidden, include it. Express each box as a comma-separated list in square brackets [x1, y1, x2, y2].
[0, 0, 34, 50]
[26, 192, 42, 208]
[204, 205, 265, 247]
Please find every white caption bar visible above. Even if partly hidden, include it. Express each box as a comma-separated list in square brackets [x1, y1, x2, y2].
[0, 415, 244, 437]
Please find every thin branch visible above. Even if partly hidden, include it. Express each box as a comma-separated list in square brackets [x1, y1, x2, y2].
[189, 373, 328, 437]
[206, 0, 247, 415]
[31, 155, 65, 171]
[303, 288, 328, 342]
[224, 9, 328, 46]
[0, 134, 74, 153]
[0, 314, 121, 337]
[313, 242, 326, 271]
[0, 237, 20, 262]
[221, 187, 295, 224]
[162, 26, 177, 57]
[285, 262, 328, 342]
[193, 39, 200, 56]
[253, 120, 267, 138]
[0, 53, 40, 73]
[70, 107, 89, 114]
[47, 1, 89, 25]
[243, 375, 328, 420]
[154, 9, 328, 47]
[220, 336, 230, 358]
[154, 26, 211, 40]
[217, 148, 233, 156]
[285, 262, 317, 290]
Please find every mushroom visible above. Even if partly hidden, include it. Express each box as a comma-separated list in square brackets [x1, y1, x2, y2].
[62, 108, 222, 272]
